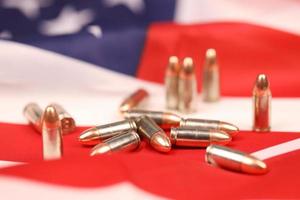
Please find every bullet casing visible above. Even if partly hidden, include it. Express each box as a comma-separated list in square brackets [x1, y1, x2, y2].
[51, 103, 76, 134]
[90, 130, 140, 155]
[202, 49, 220, 102]
[123, 109, 182, 130]
[170, 127, 231, 147]
[42, 106, 63, 160]
[165, 56, 180, 110]
[79, 119, 137, 146]
[119, 88, 149, 113]
[23, 103, 43, 132]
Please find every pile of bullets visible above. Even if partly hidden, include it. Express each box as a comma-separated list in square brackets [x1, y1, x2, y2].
[23, 49, 271, 175]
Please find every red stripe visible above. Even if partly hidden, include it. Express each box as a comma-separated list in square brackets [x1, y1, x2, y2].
[137, 22, 300, 97]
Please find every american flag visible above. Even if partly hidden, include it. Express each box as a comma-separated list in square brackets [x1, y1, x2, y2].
[1, 0, 300, 199]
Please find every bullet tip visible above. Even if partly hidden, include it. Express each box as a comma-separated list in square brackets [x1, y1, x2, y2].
[255, 74, 269, 90]
[219, 122, 239, 135]
[42, 105, 60, 128]
[90, 143, 111, 156]
[210, 131, 232, 145]
[78, 128, 100, 145]
[206, 48, 216, 59]
[182, 57, 194, 73]
[150, 132, 171, 153]
[242, 156, 269, 175]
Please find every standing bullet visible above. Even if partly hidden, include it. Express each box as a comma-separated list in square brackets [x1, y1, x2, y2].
[136, 116, 171, 153]
[119, 88, 149, 113]
[165, 56, 181, 110]
[202, 49, 220, 102]
[180, 118, 239, 136]
[41, 105, 63, 160]
[23, 103, 43, 132]
[79, 119, 137, 146]
[170, 127, 231, 147]
[122, 109, 182, 130]
[253, 74, 271, 132]
[90, 130, 140, 156]
[178, 57, 197, 113]
[205, 145, 269, 175]
[51, 103, 76, 134]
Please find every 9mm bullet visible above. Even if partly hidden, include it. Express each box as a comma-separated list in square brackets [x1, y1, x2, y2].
[253, 74, 271, 132]
[205, 145, 269, 175]
[165, 56, 181, 110]
[119, 88, 149, 113]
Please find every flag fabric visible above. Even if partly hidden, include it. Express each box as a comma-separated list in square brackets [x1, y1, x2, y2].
[1, 0, 300, 199]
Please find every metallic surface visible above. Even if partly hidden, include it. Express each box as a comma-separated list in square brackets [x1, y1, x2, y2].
[253, 74, 271, 132]
[51, 103, 76, 134]
[165, 56, 180, 110]
[41, 105, 63, 160]
[123, 109, 182, 130]
[119, 88, 149, 113]
[170, 127, 231, 147]
[178, 57, 197, 113]
[23, 103, 43, 132]
[205, 145, 269, 175]
[202, 49, 220, 102]
[79, 119, 137, 146]
[90, 130, 140, 156]
[180, 118, 239, 136]
[136, 116, 171, 153]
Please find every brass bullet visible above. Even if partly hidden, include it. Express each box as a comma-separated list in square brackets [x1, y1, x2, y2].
[23, 103, 43, 132]
[170, 127, 231, 147]
[165, 56, 181, 110]
[136, 116, 171, 153]
[41, 105, 63, 160]
[119, 88, 149, 113]
[122, 109, 182, 130]
[202, 48, 220, 102]
[178, 57, 198, 113]
[79, 119, 137, 146]
[180, 118, 239, 136]
[90, 130, 140, 156]
[253, 74, 271, 132]
[51, 103, 76, 134]
[205, 145, 269, 175]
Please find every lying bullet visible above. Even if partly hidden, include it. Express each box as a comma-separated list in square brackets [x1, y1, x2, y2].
[23, 103, 43, 132]
[90, 130, 140, 156]
[41, 105, 63, 160]
[136, 116, 171, 153]
[202, 48, 220, 102]
[253, 74, 271, 132]
[170, 127, 231, 147]
[79, 119, 137, 146]
[205, 145, 269, 175]
[122, 109, 182, 130]
[119, 88, 149, 113]
[178, 57, 198, 113]
[165, 56, 181, 110]
[180, 118, 239, 136]
[51, 103, 76, 134]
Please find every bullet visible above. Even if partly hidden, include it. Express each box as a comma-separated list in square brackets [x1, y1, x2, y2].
[180, 118, 239, 136]
[119, 88, 149, 113]
[253, 74, 271, 132]
[165, 56, 181, 110]
[23, 103, 43, 132]
[178, 57, 198, 113]
[90, 130, 140, 156]
[136, 116, 171, 153]
[202, 48, 220, 102]
[170, 127, 231, 147]
[79, 119, 137, 146]
[51, 103, 76, 134]
[122, 109, 182, 130]
[41, 105, 63, 160]
[205, 145, 269, 175]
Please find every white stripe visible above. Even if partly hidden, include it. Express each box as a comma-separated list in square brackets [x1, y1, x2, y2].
[175, 0, 300, 35]
[0, 177, 164, 200]
[251, 138, 300, 160]
[1, 40, 300, 131]
[0, 160, 23, 168]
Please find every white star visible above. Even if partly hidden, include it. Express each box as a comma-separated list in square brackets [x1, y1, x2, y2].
[102, 0, 145, 14]
[1, 0, 53, 19]
[0, 30, 12, 39]
[39, 6, 94, 36]
[86, 25, 103, 39]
